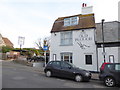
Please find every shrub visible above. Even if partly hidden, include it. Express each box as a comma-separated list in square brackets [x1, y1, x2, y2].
[1, 46, 13, 53]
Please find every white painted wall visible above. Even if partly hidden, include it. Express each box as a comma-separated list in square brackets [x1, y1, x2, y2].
[97, 47, 119, 70]
[50, 28, 120, 72]
[50, 29, 98, 71]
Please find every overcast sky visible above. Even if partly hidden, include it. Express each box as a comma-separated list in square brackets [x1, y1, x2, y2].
[0, 0, 119, 48]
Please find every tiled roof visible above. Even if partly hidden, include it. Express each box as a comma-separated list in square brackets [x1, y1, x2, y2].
[2, 37, 13, 48]
[51, 13, 95, 33]
[96, 21, 120, 43]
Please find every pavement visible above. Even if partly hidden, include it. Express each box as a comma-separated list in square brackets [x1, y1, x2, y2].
[91, 73, 99, 80]
[12, 59, 100, 80]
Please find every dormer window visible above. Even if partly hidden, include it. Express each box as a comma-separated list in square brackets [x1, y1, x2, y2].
[64, 16, 79, 26]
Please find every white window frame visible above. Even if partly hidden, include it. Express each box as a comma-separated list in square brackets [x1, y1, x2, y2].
[64, 16, 79, 26]
[85, 55, 92, 65]
[61, 53, 73, 63]
[71, 16, 79, 25]
[109, 55, 114, 63]
[60, 31, 73, 46]
[53, 54, 57, 61]
[64, 18, 70, 26]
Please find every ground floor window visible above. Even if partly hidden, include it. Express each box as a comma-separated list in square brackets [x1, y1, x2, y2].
[85, 55, 92, 65]
[61, 53, 73, 63]
[109, 55, 114, 63]
[53, 54, 56, 61]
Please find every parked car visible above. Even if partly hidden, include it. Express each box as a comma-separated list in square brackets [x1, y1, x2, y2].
[44, 61, 91, 82]
[99, 62, 120, 87]
[27, 56, 45, 62]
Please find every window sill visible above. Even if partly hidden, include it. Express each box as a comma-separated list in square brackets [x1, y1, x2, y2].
[60, 44, 73, 46]
[86, 64, 93, 65]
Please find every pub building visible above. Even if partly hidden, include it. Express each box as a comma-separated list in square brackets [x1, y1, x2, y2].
[50, 4, 120, 72]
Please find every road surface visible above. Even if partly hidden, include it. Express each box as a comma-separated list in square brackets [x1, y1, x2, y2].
[2, 60, 119, 89]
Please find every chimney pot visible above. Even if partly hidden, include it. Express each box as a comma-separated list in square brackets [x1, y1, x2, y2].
[82, 3, 87, 7]
[82, 3, 85, 7]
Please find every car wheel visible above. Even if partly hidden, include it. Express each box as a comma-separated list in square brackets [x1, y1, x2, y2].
[104, 77, 115, 87]
[46, 70, 52, 77]
[75, 75, 83, 82]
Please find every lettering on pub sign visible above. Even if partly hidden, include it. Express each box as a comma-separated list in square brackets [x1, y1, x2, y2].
[75, 31, 92, 49]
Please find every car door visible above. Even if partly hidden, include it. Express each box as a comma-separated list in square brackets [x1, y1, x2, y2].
[113, 64, 120, 82]
[51, 61, 62, 76]
[60, 61, 74, 79]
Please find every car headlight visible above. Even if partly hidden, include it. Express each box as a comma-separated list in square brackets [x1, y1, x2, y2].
[85, 72, 90, 76]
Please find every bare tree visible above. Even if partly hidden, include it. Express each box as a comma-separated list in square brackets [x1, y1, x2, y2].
[35, 38, 43, 50]
[35, 36, 50, 50]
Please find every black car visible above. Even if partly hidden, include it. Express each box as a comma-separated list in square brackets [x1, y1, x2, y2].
[44, 61, 91, 82]
[99, 63, 120, 87]
[27, 56, 45, 62]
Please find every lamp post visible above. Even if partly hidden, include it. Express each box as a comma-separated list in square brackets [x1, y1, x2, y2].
[101, 19, 106, 63]
[43, 46, 48, 67]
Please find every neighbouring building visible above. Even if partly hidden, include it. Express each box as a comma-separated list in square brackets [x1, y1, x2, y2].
[0, 34, 14, 48]
[50, 4, 120, 72]
[96, 21, 120, 70]
[118, 1, 120, 22]
[0, 34, 14, 59]
[0, 34, 5, 47]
